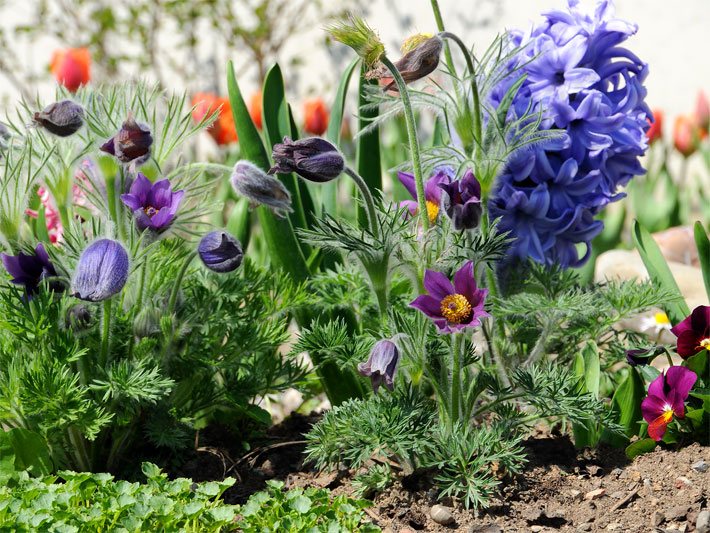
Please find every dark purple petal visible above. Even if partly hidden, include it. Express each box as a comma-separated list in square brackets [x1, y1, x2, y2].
[452, 261, 476, 299]
[410, 294, 443, 318]
[397, 171, 418, 199]
[423, 269, 454, 300]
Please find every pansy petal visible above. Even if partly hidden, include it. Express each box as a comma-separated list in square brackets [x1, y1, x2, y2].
[647, 411, 672, 441]
[664, 365, 697, 400]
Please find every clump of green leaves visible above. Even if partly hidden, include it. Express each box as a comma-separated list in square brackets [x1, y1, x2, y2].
[238, 480, 380, 533]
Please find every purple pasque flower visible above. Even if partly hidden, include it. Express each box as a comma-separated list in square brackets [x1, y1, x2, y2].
[641, 366, 697, 442]
[397, 167, 452, 224]
[357, 339, 400, 393]
[410, 260, 489, 334]
[100, 113, 153, 166]
[1, 243, 62, 295]
[120, 173, 184, 233]
[670, 305, 710, 359]
[71, 239, 129, 302]
[269, 137, 344, 183]
[438, 170, 482, 231]
[198, 230, 243, 273]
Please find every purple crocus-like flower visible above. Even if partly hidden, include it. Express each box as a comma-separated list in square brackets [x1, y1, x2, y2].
[357, 339, 400, 393]
[410, 261, 489, 334]
[1, 243, 62, 295]
[641, 366, 697, 441]
[198, 231, 243, 273]
[269, 137, 344, 183]
[438, 170, 482, 231]
[397, 167, 452, 224]
[670, 305, 710, 359]
[71, 239, 129, 302]
[100, 113, 153, 165]
[120, 173, 184, 232]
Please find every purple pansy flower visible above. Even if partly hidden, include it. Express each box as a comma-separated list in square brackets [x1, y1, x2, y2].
[120, 173, 184, 233]
[438, 170, 482, 231]
[397, 168, 452, 224]
[410, 261, 489, 334]
[357, 339, 400, 393]
[1, 243, 62, 295]
[641, 366, 697, 442]
[670, 305, 710, 359]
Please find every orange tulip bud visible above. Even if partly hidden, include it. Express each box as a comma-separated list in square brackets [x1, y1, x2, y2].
[249, 91, 263, 130]
[696, 90, 709, 132]
[50, 48, 91, 93]
[646, 108, 663, 144]
[191, 93, 237, 146]
[303, 98, 329, 136]
[673, 115, 704, 157]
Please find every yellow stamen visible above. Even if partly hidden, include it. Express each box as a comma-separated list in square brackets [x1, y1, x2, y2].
[144, 206, 158, 217]
[426, 200, 440, 224]
[440, 293, 472, 324]
[700, 338, 710, 350]
[654, 312, 670, 325]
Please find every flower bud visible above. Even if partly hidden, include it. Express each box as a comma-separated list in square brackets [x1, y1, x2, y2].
[133, 306, 162, 338]
[357, 339, 400, 393]
[100, 113, 153, 165]
[270, 137, 344, 183]
[303, 98, 329, 136]
[439, 170, 482, 231]
[696, 90, 709, 132]
[673, 115, 704, 157]
[198, 231, 243, 273]
[33, 100, 85, 137]
[71, 239, 129, 302]
[371, 35, 443, 92]
[326, 14, 385, 68]
[645, 109, 663, 144]
[65, 304, 92, 331]
[50, 48, 91, 93]
[230, 161, 292, 218]
[625, 346, 665, 367]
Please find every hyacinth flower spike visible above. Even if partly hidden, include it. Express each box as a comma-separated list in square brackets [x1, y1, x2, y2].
[641, 366, 697, 441]
[410, 261, 489, 334]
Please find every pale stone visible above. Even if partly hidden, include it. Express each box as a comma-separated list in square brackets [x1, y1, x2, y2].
[653, 226, 699, 267]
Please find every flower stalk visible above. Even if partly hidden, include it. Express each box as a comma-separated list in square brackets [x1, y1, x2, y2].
[344, 166, 379, 239]
[99, 298, 112, 368]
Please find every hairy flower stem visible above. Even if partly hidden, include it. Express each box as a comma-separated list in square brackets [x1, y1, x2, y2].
[450, 333, 464, 427]
[127, 259, 149, 358]
[344, 166, 380, 239]
[380, 55, 429, 232]
[99, 299, 113, 368]
[429, 0, 456, 77]
[524, 317, 554, 367]
[439, 31, 483, 157]
[167, 251, 197, 316]
[470, 392, 525, 420]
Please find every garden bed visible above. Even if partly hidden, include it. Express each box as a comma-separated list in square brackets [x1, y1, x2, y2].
[174, 413, 709, 532]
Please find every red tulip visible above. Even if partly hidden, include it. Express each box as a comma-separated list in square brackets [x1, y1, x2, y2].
[249, 91, 263, 130]
[303, 98, 329, 136]
[673, 115, 704, 157]
[646, 108, 663, 144]
[50, 48, 91, 93]
[696, 90, 709, 132]
[191, 93, 237, 145]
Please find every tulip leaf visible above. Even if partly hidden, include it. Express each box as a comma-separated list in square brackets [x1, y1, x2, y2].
[632, 219, 690, 325]
[34, 205, 51, 244]
[602, 366, 645, 447]
[694, 221, 710, 301]
[625, 437, 656, 459]
[227, 60, 309, 281]
[356, 63, 382, 228]
[572, 342, 601, 447]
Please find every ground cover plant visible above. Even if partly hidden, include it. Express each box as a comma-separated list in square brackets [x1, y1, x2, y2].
[0, 0, 708, 529]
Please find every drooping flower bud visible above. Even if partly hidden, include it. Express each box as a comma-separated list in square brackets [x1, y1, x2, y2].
[625, 346, 665, 367]
[270, 137, 344, 183]
[326, 13, 385, 68]
[646, 109, 663, 144]
[100, 113, 153, 165]
[1, 243, 63, 296]
[303, 98, 329, 136]
[230, 161, 292, 218]
[65, 304, 92, 332]
[198, 231, 244, 273]
[357, 339, 400, 393]
[370, 34, 443, 92]
[438, 170, 482, 231]
[71, 239, 129, 302]
[50, 48, 91, 93]
[33, 100, 85, 137]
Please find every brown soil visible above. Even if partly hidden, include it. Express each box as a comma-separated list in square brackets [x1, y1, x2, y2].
[174, 414, 709, 533]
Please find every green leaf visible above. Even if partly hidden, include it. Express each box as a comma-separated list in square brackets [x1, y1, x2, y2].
[603, 367, 645, 447]
[694, 221, 710, 301]
[6, 429, 52, 476]
[685, 350, 708, 381]
[227, 61, 310, 282]
[356, 63, 382, 228]
[0, 432, 16, 482]
[291, 494, 312, 514]
[226, 198, 251, 247]
[571, 342, 601, 447]
[632, 220, 690, 324]
[625, 437, 656, 459]
[582, 341, 600, 398]
[35, 206, 51, 244]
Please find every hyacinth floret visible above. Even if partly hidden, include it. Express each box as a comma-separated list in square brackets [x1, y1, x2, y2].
[489, 0, 651, 267]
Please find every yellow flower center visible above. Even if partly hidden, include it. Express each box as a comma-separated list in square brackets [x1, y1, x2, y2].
[700, 338, 710, 350]
[440, 293, 472, 324]
[144, 205, 158, 217]
[426, 200, 440, 224]
[654, 312, 670, 325]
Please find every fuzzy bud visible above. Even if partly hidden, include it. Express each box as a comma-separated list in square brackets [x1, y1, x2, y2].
[133, 306, 162, 338]
[33, 100, 85, 137]
[100, 113, 153, 165]
[230, 160, 292, 218]
[326, 13, 385, 68]
[65, 304, 92, 332]
[71, 239, 129, 302]
[270, 137, 344, 183]
[198, 231, 244, 273]
[357, 339, 400, 393]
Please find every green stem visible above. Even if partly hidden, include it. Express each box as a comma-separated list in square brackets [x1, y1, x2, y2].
[429, 0, 456, 78]
[380, 55, 429, 232]
[665, 352, 674, 368]
[127, 259, 149, 358]
[524, 318, 554, 367]
[67, 426, 91, 472]
[450, 333, 463, 426]
[167, 251, 197, 316]
[99, 299, 113, 368]
[344, 166, 380, 239]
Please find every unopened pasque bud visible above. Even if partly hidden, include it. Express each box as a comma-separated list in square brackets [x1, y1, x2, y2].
[71, 239, 129, 302]
[198, 231, 243, 273]
[65, 304, 92, 331]
[357, 339, 400, 393]
[438, 170, 482, 231]
[230, 160, 292, 218]
[370, 34, 443, 91]
[33, 100, 85, 137]
[270, 137, 344, 183]
[100, 113, 153, 165]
